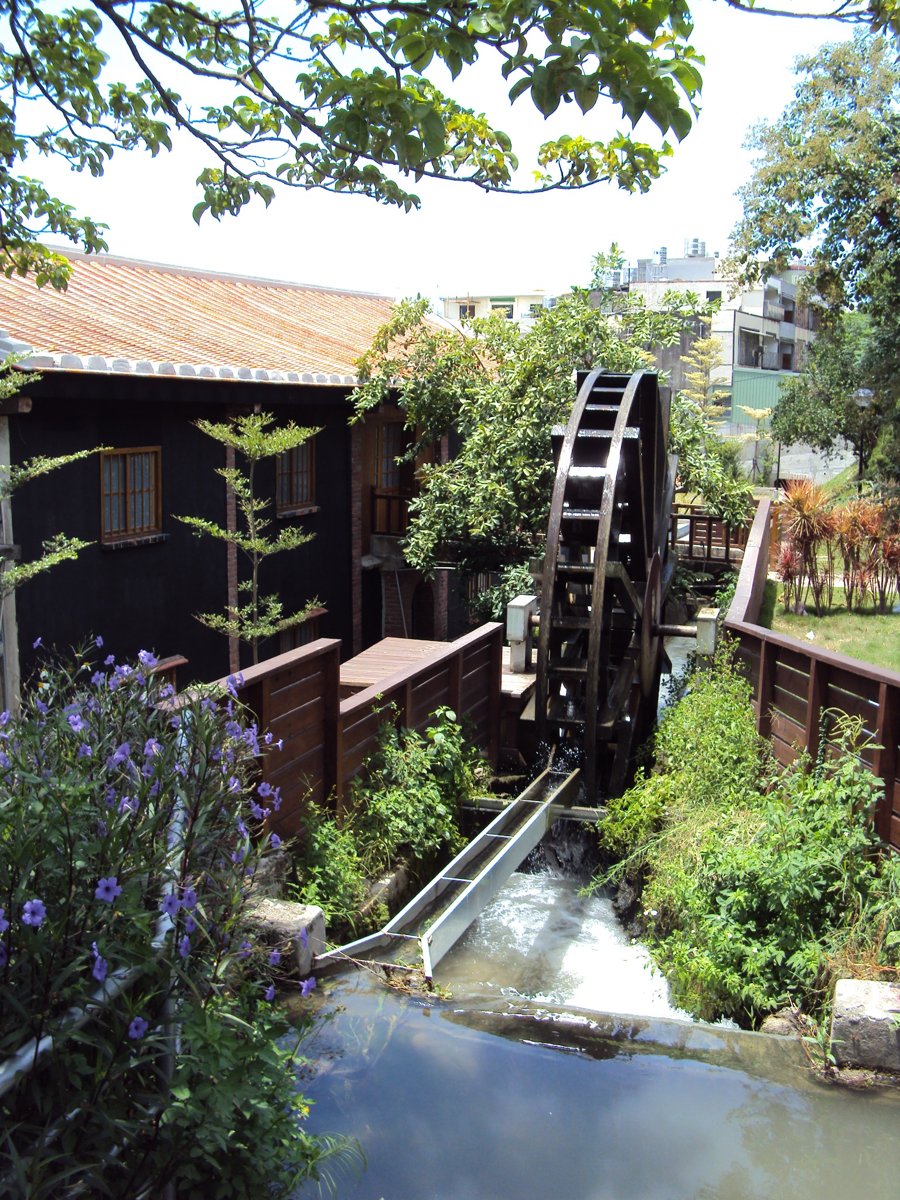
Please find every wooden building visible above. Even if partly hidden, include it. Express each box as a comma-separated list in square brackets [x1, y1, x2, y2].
[0, 252, 446, 701]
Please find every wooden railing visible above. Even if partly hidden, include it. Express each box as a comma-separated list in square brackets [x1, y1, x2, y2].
[724, 499, 900, 851]
[669, 502, 749, 567]
[219, 624, 503, 837]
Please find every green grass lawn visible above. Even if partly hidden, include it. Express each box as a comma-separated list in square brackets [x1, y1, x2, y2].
[759, 579, 900, 672]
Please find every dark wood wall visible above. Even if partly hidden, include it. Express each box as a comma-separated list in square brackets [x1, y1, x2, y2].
[9, 372, 356, 686]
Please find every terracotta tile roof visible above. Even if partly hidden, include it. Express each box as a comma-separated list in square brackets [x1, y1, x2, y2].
[0, 252, 398, 385]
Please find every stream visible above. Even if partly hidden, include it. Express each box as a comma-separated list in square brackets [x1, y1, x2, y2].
[297, 642, 900, 1198]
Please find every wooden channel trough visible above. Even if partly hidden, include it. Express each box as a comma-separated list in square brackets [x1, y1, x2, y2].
[724, 499, 900, 850]
[216, 623, 503, 838]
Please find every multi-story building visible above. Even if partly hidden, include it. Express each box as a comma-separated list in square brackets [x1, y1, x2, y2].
[441, 292, 551, 330]
[625, 240, 817, 429]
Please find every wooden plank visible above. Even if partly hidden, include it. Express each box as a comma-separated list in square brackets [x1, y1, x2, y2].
[873, 682, 897, 845]
[805, 658, 827, 763]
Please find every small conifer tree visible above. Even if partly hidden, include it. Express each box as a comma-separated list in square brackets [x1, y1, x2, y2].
[177, 412, 321, 664]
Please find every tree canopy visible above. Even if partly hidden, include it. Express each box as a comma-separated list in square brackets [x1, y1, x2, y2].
[353, 280, 714, 577]
[1, 0, 714, 287]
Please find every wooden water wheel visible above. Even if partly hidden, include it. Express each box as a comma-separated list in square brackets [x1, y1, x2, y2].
[535, 369, 676, 801]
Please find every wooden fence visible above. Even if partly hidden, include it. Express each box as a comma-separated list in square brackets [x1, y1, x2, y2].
[724, 499, 900, 850]
[218, 623, 503, 837]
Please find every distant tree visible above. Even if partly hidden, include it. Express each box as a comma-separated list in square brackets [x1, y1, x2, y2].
[176, 413, 321, 665]
[771, 314, 876, 470]
[679, 333, 729, 421]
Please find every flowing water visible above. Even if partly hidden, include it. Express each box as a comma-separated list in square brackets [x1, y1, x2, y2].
[299, 643, 900, 1198]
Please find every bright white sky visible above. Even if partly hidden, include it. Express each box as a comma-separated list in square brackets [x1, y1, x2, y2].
[32, 0, 849, 302]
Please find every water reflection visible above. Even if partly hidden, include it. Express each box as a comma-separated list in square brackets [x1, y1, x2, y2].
[302, 975, 900, 1200]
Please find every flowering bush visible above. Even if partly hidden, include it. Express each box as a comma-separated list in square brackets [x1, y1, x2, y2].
[0, 644, 342, 1197]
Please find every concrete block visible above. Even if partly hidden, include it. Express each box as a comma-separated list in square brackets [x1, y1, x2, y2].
[245, 898, 326, 977]
[830, 979, 900, 1071]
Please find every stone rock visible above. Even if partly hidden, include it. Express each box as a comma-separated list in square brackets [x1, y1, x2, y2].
[248, 849, 291, 899]
[245, 897, 325, 977]
[759, 1006, 806, 1038]
[830, 979, 900, 1072]
[360, 864, 410, 920]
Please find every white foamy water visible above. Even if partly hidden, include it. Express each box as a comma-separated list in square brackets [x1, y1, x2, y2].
[438, 870, 691, 1020]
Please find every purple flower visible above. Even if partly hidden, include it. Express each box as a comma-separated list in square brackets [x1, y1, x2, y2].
[96, 819, 108, 838]
[128, 1016, 148, 1040]
[184, 913, 197, 934]
[299, 977, 317, 998]
[299, 926, 308, 950]
[265, 984, 276, 1001]
[275, 739, 284, 752]
[67, 712, 85, 733]
[270, 833, 282, 849]
[118, 795, 137, 816]
[182, 887, 197, 910]
[250, 802, 267, 821]
[92, 953, 108, 983]
[138, 649, 158, 669]
[0, 909, 7, 933]
[22, 899, 46, 927]
[178, 935, 191, 959]
[238, 940, 252, 960]
[95, 876, 122, 904]
[227, 775, 241, 794]
[104, 653, 115, 666]
[257, 780, 273, 798]
[268, 950, 282, 966]
[143, 737, 160, 759]
[32, 636, 42, 649]
[107, 742, 131, 769]
[78, 742, 92, 759]
[160, 894, 180, 918]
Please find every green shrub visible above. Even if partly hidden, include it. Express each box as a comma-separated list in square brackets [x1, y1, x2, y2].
[292, 804, 368, 930]
[292, 707, 480, 934]
[350, 706, 474, 874]
[594, 650, 900, 1026]
[0, 645, 346, 1196]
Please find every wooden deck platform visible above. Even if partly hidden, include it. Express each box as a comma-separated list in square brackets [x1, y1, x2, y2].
[340, 637, 447, 695]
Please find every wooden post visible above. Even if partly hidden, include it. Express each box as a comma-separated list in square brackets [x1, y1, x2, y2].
[873, 681, 897, 845]
[804, 657, 827, 764]
[756, 637, 776, 741]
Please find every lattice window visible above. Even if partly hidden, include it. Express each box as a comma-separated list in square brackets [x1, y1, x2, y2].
[100, 448, 162, 543]
[276, 442, 315, 513]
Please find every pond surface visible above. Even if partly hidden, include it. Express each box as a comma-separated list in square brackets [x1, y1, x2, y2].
[301, 867, 900, 1200]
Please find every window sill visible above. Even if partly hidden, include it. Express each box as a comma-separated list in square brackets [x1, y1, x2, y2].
[101, 532, 169, 550]
[276, 504, 320, 519]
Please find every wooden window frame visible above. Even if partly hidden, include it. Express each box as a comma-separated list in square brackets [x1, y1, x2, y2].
[100, 447, 163, 545]
[276, 442, 316, 516]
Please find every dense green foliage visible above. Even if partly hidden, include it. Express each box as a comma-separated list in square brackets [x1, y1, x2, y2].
[176, 412, 321, 664]
[0, 647, 342, 1196]
[732, 34, 900, 483]
[354, 284, 712, 577]
[293, 706, 481, 932]
[596, 653, 900, 1025]
[1, 0, 712, 286]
